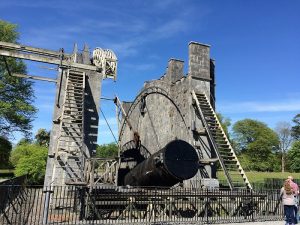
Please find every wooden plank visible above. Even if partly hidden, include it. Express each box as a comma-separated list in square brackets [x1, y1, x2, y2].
[13, 73, 57, 83]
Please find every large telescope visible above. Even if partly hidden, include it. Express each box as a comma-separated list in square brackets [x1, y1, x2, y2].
[124, 140, 199, 187]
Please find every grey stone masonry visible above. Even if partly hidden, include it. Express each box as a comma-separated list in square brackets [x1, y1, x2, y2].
[165, 58, 184, 83]
[188, 41, 211, 81]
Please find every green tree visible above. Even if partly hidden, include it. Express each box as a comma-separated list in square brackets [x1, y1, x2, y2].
[216, 113, 231, 139]
[232, 119, 280, 171]
[237, 153, 252, 171]
[0, 136, 12, 169]
[10, 143, 47, 184]
[0, 20, 37, 138]
[16, 137, 32, 146]
[35, 128, 50, 147]
[291, 114, 300, 140]
[96, 143, 118, 158]
[287, 141, 300, 172]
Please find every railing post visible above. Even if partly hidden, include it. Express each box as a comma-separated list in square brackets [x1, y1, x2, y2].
[56, 68, 64, 107]
[251, 189, 254, 222]
[42, 187, 53, 225]
[206, 188, 209, 224]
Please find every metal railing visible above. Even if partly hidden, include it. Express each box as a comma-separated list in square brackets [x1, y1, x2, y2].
[0, 185, 284, 225]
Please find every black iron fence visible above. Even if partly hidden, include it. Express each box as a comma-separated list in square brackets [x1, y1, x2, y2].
[0, 176, 27, 213]
[219, 178, 300, 190]
[252, 178, 300, 190]
[0, 185, 283, 225]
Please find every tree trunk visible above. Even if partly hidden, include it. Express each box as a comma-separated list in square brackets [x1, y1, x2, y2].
[281, 151, 285, 173]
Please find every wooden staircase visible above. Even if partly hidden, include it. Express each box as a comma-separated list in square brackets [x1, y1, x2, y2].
[54, 69, 87, 185]
[192, 91, 252, 190]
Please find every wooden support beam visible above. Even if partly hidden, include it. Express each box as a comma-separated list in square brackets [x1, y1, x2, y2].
[0, 41, 99, 72]
[0, 48, 60, 64]
[0, 41, 69, 58]
[199, 158, 218, 165]
[12, 73, 57, 83]
[114, 96, 133, 130]
[0, 49, 98, 71]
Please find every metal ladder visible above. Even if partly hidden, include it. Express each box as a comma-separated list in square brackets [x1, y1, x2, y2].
[192, 91, 252, 190]
[54, 69, 87, 185]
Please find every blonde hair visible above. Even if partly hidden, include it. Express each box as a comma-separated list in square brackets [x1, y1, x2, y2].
[284, 179, 293, 195]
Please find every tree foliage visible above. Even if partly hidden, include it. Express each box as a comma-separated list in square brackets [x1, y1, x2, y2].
[0, 20, 36, 138]
[291, 114, 300, 140]
[275, 122, 293, 151]
[35, 128, 50, 147]
[10, 143, 47, 184]
[96, 143, 118, 158]
[287, 141, 300, 172]
[0, 136, 12, 169]
[216, 113, 231, 139]
[16, 137, 32, 146]
[232, 119, 280, 171]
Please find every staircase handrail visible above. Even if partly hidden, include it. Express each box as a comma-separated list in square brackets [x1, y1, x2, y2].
[196, 91, 252, 190]
[191, 90, 234, 190]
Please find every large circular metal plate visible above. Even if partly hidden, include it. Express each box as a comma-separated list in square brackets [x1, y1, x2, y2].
[164, 140, 199, 180]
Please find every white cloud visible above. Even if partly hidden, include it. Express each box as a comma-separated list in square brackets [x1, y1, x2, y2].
[219, 99, 300, 113]
[151, 19, 187, 39]
[17, 1, 204, 58]
[0, 1, 98, 11]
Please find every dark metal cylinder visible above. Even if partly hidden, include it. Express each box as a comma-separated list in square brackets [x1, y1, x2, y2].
[124, 139, 199, 187]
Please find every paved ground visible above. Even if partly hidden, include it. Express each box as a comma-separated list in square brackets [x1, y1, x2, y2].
[220, 221, 284, 225]
[156, 220, 285, 225]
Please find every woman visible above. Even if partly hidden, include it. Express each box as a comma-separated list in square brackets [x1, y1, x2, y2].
[281, 179, 296, 225]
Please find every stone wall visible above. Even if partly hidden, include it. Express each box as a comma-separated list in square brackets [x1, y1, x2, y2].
[119, 41, 217, 183]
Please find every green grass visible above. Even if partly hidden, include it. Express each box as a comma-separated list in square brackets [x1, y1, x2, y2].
[0, 169, 14, 179]
[0, 169, 14, 173]
[245, 171, 300, 183]
[217, 171, 300, 183]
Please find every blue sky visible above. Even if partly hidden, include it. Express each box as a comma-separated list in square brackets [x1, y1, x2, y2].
[1, 0, 300, 144]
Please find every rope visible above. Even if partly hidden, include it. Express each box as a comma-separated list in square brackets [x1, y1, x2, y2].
[100, 107, 118, 144]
